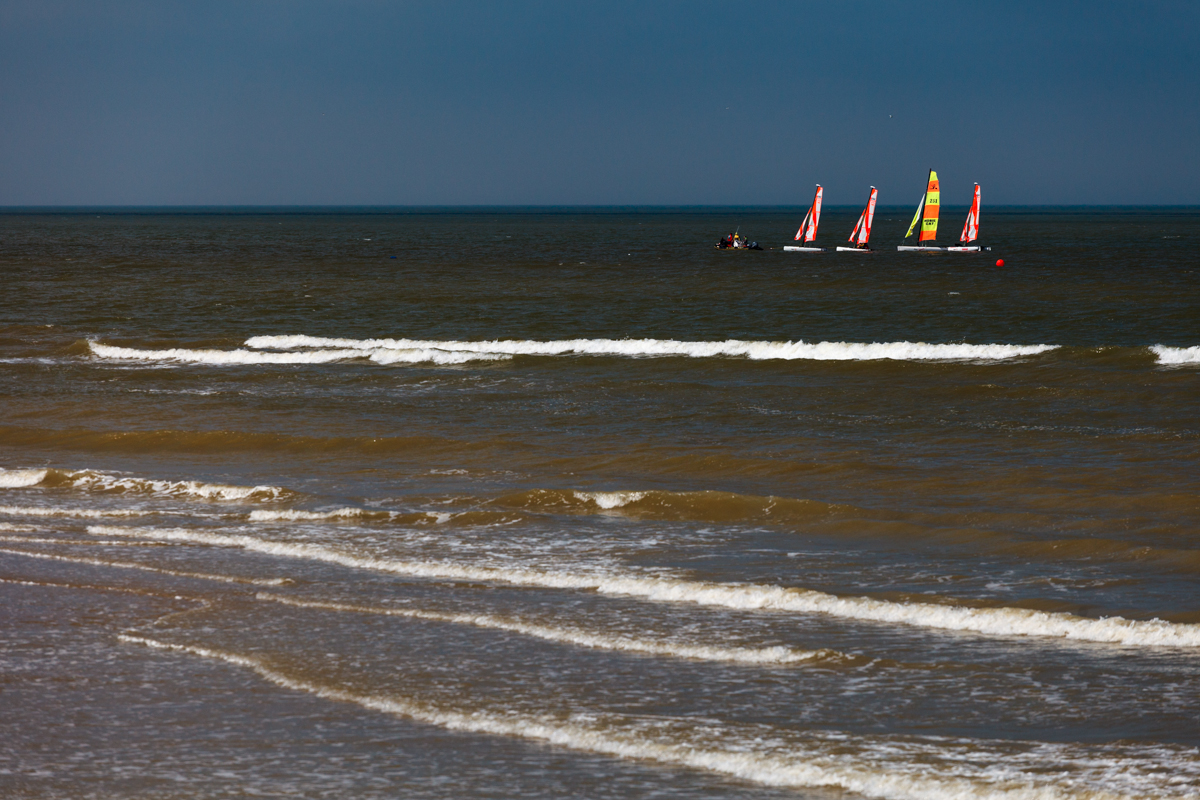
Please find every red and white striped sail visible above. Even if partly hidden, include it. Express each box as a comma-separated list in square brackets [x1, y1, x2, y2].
[848, 186, 878, 247]
[794, 185, 823, 243]
[960, 183, 980, 243]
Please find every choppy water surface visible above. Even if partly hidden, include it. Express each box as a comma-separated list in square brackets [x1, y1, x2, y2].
[1, 207, 1198, 800]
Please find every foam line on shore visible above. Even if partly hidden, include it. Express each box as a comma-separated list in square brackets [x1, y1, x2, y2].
[0, 547, 289, 586]
[119, 634, 1192, 800]
[87, 526, 1200, 647]
[256, 593, 836, 665]
[245, 335, 1058, 362]
[0, 535, 169, 546]
[0, 505, 155, 519]
[248, 507, 511, 526]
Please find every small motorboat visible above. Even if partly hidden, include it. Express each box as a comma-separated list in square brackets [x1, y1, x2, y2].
[715, 233, 762, 250]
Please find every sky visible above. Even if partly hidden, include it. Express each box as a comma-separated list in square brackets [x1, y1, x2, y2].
[1, 0, 1197, 206]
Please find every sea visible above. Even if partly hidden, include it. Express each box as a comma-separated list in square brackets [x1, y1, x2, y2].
[1, 206, 1198, 800]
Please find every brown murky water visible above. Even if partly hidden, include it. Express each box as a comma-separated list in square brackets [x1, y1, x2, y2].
[2, 208, 1199, 799]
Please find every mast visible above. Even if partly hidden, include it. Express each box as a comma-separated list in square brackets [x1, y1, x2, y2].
[919, 169, 929, 241]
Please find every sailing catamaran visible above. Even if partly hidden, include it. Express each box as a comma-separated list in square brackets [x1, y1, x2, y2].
[898, 170, 942, 251]
[899, 172, 985, 252]
[784, 185, 826, 252]
[836, 186, 878, 252]
[947, 183, 981, 252]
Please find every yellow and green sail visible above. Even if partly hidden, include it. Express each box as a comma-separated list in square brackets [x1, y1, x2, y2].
[904, 170, 940, 242]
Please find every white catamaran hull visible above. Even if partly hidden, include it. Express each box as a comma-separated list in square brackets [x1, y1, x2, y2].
[898, 245, 985, 252]
[783, 246, 827, 252]
[835, 246, 872, 252]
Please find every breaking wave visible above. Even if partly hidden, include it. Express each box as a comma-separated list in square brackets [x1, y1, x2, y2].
[1151, 345, 1200, 365]
[256, 593, 836, 665]
[574, 490, 648, 509]
[88, 341, 509, 366]
[88, 526, 1200, 647]
[245, 335, 1058, 362]
[118, 634, 1200, 800]
[0, 468, 49, 488]
[496, 488, 843, 521]
[0, 467, 295, 502]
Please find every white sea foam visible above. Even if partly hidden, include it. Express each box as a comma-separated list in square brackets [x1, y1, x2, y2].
[0, 547, 289, 585]
[0, 468, 49, 488]
[248, 508, 457, 523]
[91, 341, 366, 364]
[370, 348, 509, 365]
[118, 634, 1199, 800]
[89, 341, 508, 366]
[1150, 345, 1200, 365]
[73, 473, 292, 501]
[0, 535, 172, 548]
[0, 505, 155, 518]
[0, 535, 154, 545]
[245, 335, 1058, 362]
[249, 508, 379, 522]
[256, 593, 830, 665]
[0, 522, 37, 532]
[88, 526, 1200, 647]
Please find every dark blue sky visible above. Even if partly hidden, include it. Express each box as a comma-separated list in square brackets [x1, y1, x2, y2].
[1, 1, 1196, 205]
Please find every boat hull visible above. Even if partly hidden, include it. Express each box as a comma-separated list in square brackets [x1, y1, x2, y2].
[897, 245, 947, 252]
[835, 246, 872, 252]
[946, 246, 981, 252]
[783, 246, 827, 252]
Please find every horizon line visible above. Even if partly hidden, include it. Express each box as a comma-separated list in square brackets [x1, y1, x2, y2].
[3, 203, 1199, 213]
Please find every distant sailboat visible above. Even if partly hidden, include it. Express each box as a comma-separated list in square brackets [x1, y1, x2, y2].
[784, 185, 826, 252]
[947, 183, 981, 252]
[898, 169, 943, 251]
[836, 186, 878, 252]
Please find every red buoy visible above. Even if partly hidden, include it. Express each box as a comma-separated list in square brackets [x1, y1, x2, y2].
[995, 259, 1005, 267]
